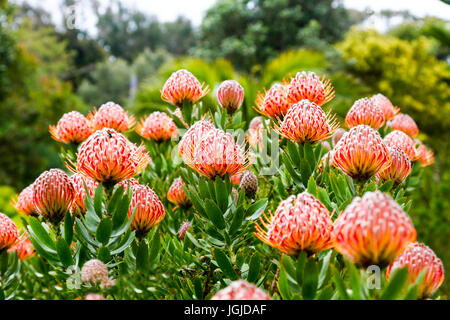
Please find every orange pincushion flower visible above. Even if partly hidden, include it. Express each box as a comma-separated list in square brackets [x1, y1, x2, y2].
[136, 111, 178, 142]
[161, 69, 209, 107]
[376, 147, 411, 186]
[117, 177, 141, 192]
[217, 80, 244, 113]
[49, 111, 92, 144]
[89, 101, 135, 132]
[128, 184, 165, 238]
[8, 235, 35, 260]
[384, 130, 417, 161]
[415, 141, 434, 167]
[387, 113, 419, 138]
[70, 173, 99, 214]
[12, 184, 37, 217]
[370, 94, 399, 121]
[178, 120, 215, 164]
[230, 173, 241, 185]
[33, 169, 75, 223]
[186, 128, 252, 179]
[287, 71, 334, 106]
[332, 125, 391, 180]
[275, 99, 338, 144]
[167, 177, 191, 208]
[0, 213, 19, 251]
[386, 242, 444, 298]
[72, 128, 150, 185]
[212, 280, 271, 300]
[345, 97, 385, 129]
[333, 191, 416, 267]
[254, 83, 291, 119]
[255, 192, 334, 255]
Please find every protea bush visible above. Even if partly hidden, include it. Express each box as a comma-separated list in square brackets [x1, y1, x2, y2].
[0, 68, 445, 301]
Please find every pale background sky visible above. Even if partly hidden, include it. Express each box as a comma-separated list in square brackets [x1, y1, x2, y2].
[13, 0, 450, 34]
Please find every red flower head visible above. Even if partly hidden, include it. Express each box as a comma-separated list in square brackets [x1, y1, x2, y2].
[387, 113, 419, 138]
[332, 125, 391, 180]
[178, 220, 192, 241]
[254, 83, 291, 119]
[212, 280, 271, 300]
[128, 184, 165, 238]
[12, 184, 37, 217]
[376, 147, 412, 186]
[117, 177, 141, 193]
[8, 234, 35, 260]
[332, 128, 346, 147]
[275, 99, 338, 144]
[49, 111, 92, 144]
[187, 128, 252, 179]
[345, 97, 385, 130]
[288, 71, 335, 106]
[72, 128, 150, 185]
[178, 120, 215, 164]
[161, 69, 209, 107]
[384, 130, 417, 161]
[246, 116, 265, 149]
[230, 173, 241, 185]
[167, 177, 191, 208]
[136, 111, 178, 142]
[333, 191, 417, 267]
[0, 213, 19, 251]
[255, 192, 334, 255]
[89, 101, 135, 132]
[415, 141, 434, 167]
[70, 173, 99, 214]
[386, 243, 444, 298]
[217, 80, 244, 113]
[33, 169, 75, 224]
[370, 94, 399, 121]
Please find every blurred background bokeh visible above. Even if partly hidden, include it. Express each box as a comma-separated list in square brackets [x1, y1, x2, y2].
[0, 0, 449, 293]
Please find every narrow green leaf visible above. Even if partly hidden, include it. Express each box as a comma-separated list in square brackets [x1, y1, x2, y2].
[136, 241, 149, 273]
[96, 218, 113, 245]
[55, 238, 74, 267]
[64, 211, 74, 245]
[380, 267, 409, 300]
[247, 253, 261, 283]
[302, 259, 318, 299]
[246, 199, 268, 220]
[214, 249, 238, 280]
[204, 199, 226, 230]
[148, 231, 160, 262]
[28, 218, 56, 250]
[93, 184, 104, 217]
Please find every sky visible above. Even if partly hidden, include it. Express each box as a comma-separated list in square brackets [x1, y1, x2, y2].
[13, 0, 450, 34]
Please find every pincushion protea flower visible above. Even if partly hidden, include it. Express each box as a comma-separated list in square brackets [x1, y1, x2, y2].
[167, 177, 191, 208]
[384, 130, 417, 161]
[332, 125, 391, 180]
[8, 234, 35, 260]
[254, 83, 291, 119]
[128, 184, 165, 238]
[11, 184, 38, 217]
[117, 177, 140, 192]
[386, 243, 444, 298]
[387, 113, 419, 138]
[376, 147, 411, 186]
[186, 128, 252, 179]
[415, 142, 434, 167]
[217, 80, 244, 114]
[239, 170, 258, 198]
[345, 97, 385, 130]
[246, 116, 265, 149]
[136, 111, 178, 142]
[85, 293, 104, 300]
[49, 111, 92, 144]
[71, 128, 150, 185]
[161, 69, 209, 107]
[178, 220, 192, 241]
[70, 173, 99, 214]
[89, 101, 135, 132]
[81, 259, 109, 285]
[33, 169, 75, 224]
[255, 192, 334, 255]
[0, 213, 19, 251]
[178, 120, 215, 164]
[275, 99, 338, 144]
[288, 71, 335, 106]
[333, 191, 416, 268]
[370, 94, 399, 121]
[212, 280, 271, 300]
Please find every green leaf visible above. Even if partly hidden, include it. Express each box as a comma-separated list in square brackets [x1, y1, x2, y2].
[96, 218, 113, 245]
[246, 198, 268, 220]
[214, 249, 238, 280]
[229, 205, 245, 235]
[379, 180, 394, 192]
[98, 246, 111, 263]
[28, 218, 56, 251]
[296, 251, 307, 286]
[332, 266, 349, 300]
[112, 192, 130, 230]
[63, 211, 74, 245]
[194, 277, 203, 300]
[107, 185, 124, 213]
[281, 255, 296, 283]
[380, 266, 409, 300]
[204, 199, 226, 230]
[93, 184, 104, 217]
[110, 231, 135, 255]
[55, 238, 74, 267]
[215, 178, 229, 211]
[148, 231, 160, 262]
[136, 241, 149, 273]
[247, 253, 261, 283]
[302, 258, 318, 299]
[277, 268, 291, 300]
[307, 176, 317, 196]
